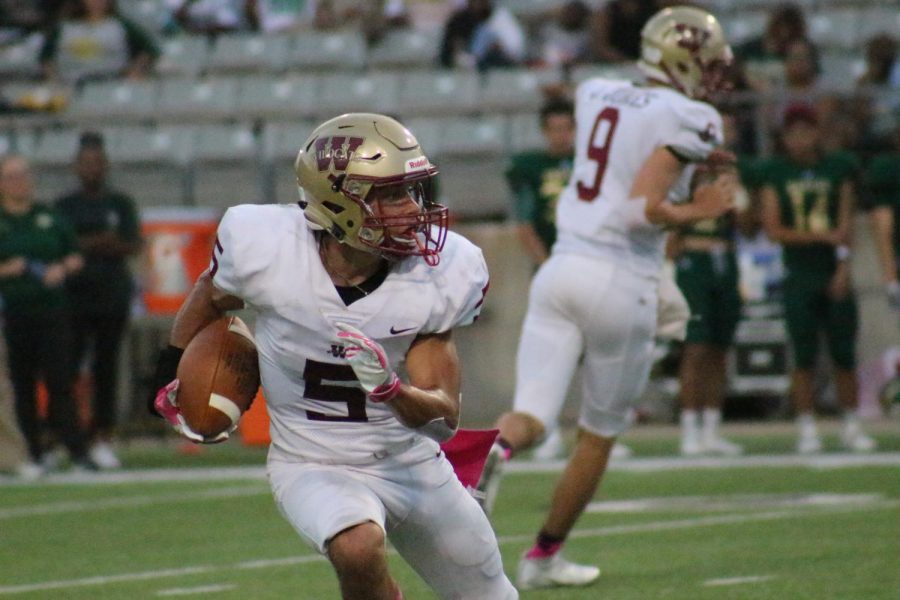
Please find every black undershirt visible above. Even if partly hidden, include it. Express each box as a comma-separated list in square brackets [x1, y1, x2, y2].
[334, 261, 391, 305]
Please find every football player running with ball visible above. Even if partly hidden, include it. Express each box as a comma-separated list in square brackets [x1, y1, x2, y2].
[475, 6, 737, 590]
[149, 114, 517, 600]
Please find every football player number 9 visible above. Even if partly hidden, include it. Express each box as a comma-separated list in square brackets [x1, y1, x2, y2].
[576, 107, 620, 202]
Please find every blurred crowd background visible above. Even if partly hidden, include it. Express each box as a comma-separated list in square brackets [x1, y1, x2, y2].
[0, 0, 898, 469]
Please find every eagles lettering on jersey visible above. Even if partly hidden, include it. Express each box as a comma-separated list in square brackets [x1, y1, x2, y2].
[553, 77, 724, 275]
[208, 203, 489, 464]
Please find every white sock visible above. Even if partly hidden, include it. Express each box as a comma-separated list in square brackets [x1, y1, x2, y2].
[797, 413, 817, 438]
[681, 409, 699, 438]
[702, 408, 721, 440]
[842, 411, 860, 435]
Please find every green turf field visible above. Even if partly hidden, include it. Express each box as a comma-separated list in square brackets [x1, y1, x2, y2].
[1, 424, 899, 599]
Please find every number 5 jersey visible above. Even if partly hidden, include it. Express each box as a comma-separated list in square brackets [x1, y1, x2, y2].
[210, 203, 489, 465]
[554, 77, 724, 276]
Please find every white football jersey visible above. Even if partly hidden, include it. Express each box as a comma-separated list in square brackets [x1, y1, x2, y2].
[211, 204, 489, 465]
[554, 78, 724, 275]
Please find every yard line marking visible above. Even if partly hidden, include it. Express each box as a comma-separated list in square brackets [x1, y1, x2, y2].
[157, 584, 236, 596]
[0, 499, 895, 596]
[704, 575, 775, 587]
[586, 493, 884, 514]
[4, 452, 900, 488]
[0, 485, 269, 520]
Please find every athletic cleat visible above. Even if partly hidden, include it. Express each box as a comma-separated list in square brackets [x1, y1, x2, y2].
[474, 443, 506, 516]
[89, 442, 122, 470]
[680, 433, 703, 456]
[840, 428, 876, 453]
[516, 553, 600, 591]
[702, 435, 743, 456]
[14, 462, 43, 481]
[797, 433, 823, 455]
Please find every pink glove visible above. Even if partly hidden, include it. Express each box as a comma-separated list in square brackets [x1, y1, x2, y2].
[153, 380, 231, 444]
[336, 322, 401, 402]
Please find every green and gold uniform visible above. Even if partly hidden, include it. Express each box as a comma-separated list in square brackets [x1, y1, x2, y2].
[505, 150, 572, 252]
[0, 202, 87, 462]
[0, 204, 77, 315]
[762, 151, 859, 370]
[675, 157, 758, 346]
[866, 152, 900, 277]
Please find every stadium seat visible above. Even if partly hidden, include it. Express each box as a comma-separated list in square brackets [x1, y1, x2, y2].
[0, 33, 43, 80]
[367, 28, 441, 70]
[508, 112, 545, 152]
[318, 72, 400, 119]
[719, 11, 767, 46]
[119, 0, 169, 38]
[260, 120, 318, 203]
[285, 30, 366, 71]
[155, 36, 210, 78]
[397, 71, 479, 116]
[236, 74, 319, 119]
[857, 8, 900, 43]
[32, 127, 83, 167]
[67, 80, 160, 120]
[819, 52, 865, 91]
[158, 77, 239, 120]
[191, 123, 264, 207]
[107, 126, 193, 205]
[809, 9, 861, 52]
[206, 33, 290, 74]
[434, 116, 508, 156]
[569, 64, 641, 87]
[481, 68, 563, 112]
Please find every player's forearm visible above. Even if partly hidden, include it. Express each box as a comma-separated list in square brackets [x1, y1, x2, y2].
[766, 227, 834, 246]
[169, 271, 228, 348]
[516, 224, 549, 265]
[646, 200, 712, 227]
[871, 208, 897, 283]
[386, 386, 459, 433]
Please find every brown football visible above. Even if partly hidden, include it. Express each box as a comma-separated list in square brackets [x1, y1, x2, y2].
[176, 315, 260, 438]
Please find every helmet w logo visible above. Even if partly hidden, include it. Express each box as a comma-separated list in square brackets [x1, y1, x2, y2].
[315, 136, 365, 172]
[674, 24, 710, 53]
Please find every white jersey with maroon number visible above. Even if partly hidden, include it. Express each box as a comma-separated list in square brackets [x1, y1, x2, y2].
[210, 203, 489, 465]
[554, 78, 724, 275]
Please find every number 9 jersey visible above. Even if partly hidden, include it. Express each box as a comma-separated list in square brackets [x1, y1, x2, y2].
[210, 203, 489, 465]
[554, 77, 724, 276]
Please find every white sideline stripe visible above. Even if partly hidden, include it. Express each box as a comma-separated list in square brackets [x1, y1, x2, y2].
[704, 575, 775, 587]
[157, 584, 236, 596]
[0, 485, 268, 520]
[508, 452, 900, 474]
[586, 493, 884, 514]
[0, 500, 895, 596]
[4, 452, 900, 488]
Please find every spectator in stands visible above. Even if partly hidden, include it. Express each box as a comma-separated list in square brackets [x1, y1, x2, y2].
[759, 105, 876, 454]
[0, 154, 95, 471]
[671, 112, 759, 457]
[55, 132, 141, 470]
[866, 119, 900, 311]
[505, 98, 574, 268]
[853, 34, 900, 154]
[438, 0, 525, 70]
[40, 0, 160, 84]
[533, 0, 591, 69]
[589, 0, 659, 63]
[0, 0, 60, 44]
[169, 0, 257, 35]
[736, 2, 807, 91]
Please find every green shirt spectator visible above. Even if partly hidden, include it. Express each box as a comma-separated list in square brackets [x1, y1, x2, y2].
[505, 98, 575, 266]
[0, 203, 78, 315]
[867, 150, 900, 308]
[40, 0, 160, 84]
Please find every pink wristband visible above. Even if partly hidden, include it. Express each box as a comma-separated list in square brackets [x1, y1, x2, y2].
[369, 373, 401, 403]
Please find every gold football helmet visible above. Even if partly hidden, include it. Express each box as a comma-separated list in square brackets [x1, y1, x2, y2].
[638, 6, 733, 101]
[294, 113, 447, 265]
